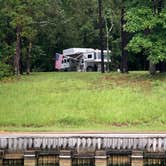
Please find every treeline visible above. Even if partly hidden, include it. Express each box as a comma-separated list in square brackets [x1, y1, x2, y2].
[0, 0, 166, 77]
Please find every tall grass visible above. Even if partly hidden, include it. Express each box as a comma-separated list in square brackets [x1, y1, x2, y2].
[0, 72, 166, 131]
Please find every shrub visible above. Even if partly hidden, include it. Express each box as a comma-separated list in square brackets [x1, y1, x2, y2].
[0, 62, 12, 79]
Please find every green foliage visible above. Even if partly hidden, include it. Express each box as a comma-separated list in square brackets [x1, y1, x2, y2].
[149, 38, 166, 63]
[127, 34, 152, 53]
[0, 62, 12, 79]
[0, 0, 165, 72]
[161, 10, 166, 28]
[31, 46, 52, 71]
[125, 1, 166, 64]
[125, 7, 157, 32]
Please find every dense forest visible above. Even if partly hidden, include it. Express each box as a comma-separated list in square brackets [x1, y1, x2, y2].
[0, 0, 166, 78]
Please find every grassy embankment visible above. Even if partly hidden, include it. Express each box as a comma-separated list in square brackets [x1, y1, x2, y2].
[0, 72, 166, 132]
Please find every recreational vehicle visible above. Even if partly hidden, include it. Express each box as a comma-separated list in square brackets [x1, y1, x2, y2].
[60, 48, 111, 72]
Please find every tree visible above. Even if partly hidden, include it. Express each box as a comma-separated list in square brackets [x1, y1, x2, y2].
[120, 0, 129, 73]
[98, 0, 105, 73]
[1, 0, 34, 75]
[125, 0, 166, 74]
[104, 9, 114, 72]
[105, 0, 129, 73]
[103, 0, 122, 71]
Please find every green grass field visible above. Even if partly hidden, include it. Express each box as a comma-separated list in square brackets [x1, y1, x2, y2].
[0, 72, 166, 132]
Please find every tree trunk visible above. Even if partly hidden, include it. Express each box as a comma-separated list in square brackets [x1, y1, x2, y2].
[149, 61, 156, 75]
[158, 0, 164, 13]
[106, 31, 110, 72]
[98, 0, 105, 73]
[14, 25, 21, 76]
[148, 0, 158, 75]
[20, 38, 23, 75]
[26, 41, 32, 75]
[120, 7, 128, 73]
[157, 0, 166, 73]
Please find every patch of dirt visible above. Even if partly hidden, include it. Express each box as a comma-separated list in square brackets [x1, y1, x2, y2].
[0, 76, 21, 84]
[96, 75, 152, 92]
[111, 122, 129, 127]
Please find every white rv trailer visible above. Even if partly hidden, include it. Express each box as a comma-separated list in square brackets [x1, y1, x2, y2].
[61, 48, 111, 72]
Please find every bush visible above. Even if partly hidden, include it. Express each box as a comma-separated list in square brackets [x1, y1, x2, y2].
[0, 62, 12, 79]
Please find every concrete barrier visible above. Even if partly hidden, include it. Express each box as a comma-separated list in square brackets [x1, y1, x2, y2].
[0, 134, 166, 165]
[0, 134, 166, 152]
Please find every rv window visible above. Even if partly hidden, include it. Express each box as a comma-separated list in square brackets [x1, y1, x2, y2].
[98, 53, 101, 59]
[67, 59, 70, 62]
[88, 54, 92, 59]
[64, 59, 67, 63]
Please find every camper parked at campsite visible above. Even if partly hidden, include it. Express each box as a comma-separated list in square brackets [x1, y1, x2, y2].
[55, 48, 111, 72]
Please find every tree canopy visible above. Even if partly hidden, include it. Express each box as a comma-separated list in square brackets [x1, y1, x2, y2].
[0, 0, 165, 76]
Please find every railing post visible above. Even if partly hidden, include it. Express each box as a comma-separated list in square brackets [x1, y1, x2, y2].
[59, 150, 72, 166]
[95, 150, 107, 166]
[131, 151, 144, 166]
[24, 151, 36, 166]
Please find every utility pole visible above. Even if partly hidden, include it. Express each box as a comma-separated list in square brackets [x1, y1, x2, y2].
[98, 0, 105, 73]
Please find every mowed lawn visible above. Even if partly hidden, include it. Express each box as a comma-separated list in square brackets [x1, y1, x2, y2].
[0, 72, 166, 131]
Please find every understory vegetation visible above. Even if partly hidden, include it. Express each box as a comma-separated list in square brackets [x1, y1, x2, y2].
[0, 72, 165, 131]
[0, 62, 12, 79]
